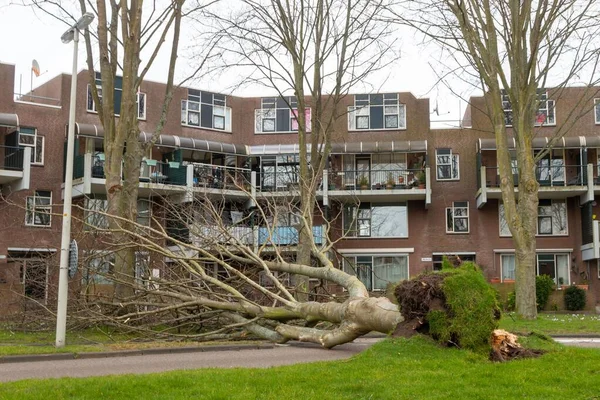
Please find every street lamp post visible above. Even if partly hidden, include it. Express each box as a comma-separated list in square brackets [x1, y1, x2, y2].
[56, 12, 95, 348]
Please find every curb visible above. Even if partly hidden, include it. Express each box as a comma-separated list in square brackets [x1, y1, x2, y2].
[0, 343, 275, 364]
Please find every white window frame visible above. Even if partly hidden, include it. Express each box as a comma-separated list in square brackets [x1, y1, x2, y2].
[446, 201, 469, 234]
[255, 97, 312, 134]
[594, 98, 600, 125]
[180, 90, 232, 132]
[343, 203, 409, 238]
[25, 190, 52, 227]
[502, 90, 556, 127]
[342, 254, 409, 291]
[87, 84, 146, 120]
[347, 93, 406, 131]
[19, 127, 44, 166]
[499, 200, 568, 237]
[436, 149, 459, 181]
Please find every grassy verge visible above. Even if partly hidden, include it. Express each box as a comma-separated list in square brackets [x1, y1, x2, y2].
[499, 312, 600, 335]
[1, 336, 599, 399]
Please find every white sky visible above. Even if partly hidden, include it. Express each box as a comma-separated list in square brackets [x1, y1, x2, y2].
[0, 2, 474, 128]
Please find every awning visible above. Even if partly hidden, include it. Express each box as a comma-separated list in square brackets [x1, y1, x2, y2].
[75, 123, 248, 155]
[330, 140, 428, 153]
[478, 136, 586, 150]
[0, 113, 19, 128]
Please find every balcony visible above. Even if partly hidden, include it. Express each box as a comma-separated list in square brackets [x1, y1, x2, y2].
[68, 152, 252, 199]
[326, 167, 431, 206]
[0, 145, 30, 192]
[476, 164, 592, 208]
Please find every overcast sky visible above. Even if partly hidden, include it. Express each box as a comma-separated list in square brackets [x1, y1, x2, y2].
[0, 2, 473, 128]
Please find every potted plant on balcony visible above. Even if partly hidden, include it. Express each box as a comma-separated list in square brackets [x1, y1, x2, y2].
[386, 173, 395, 189]
[416, 171, 426, 189]
[358, 175, 369, 190]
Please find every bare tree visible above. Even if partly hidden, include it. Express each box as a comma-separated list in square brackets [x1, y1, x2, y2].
[69, 188, 404, 348]
[394, 0, 600, 318]
[204, 0, 398, 300]
[28, 0, 215, 299]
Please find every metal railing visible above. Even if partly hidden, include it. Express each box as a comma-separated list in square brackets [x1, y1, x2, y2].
[192, 163, 251, 190]
[331, 168, 426, 190]
[0, 145, 24, 171]
[482, 165, 585, 188]
[14, 93, 61, 107]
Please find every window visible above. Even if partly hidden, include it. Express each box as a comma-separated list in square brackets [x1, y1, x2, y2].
[255, 97, 312, 133]
[538, 253, 570, 285]
[86, 73, 146, 119]
[501, 254, 515, 281]
[85, 198, 108, 230]
[137, 199, 151, 226]
[19, 127, 44, 165]
[501, 89, 555, 126]
[348, 94, 406, 131]
[343, 203, 408, 238]
[446, 202, 469, 233]
[499, 200, 567, 236]
[83, 251, 114, 285]
[343, 255, 409, 291]
[18, 259, 49, 302]
[181, 89, 232, 131]
[432, 254, 476, 271]
[595, 99, 600, 125]
[260, 155, 300, 190]
[436, 149, 459, 180]
[25, 190, 52, 227]
[259, 271, 291, 287]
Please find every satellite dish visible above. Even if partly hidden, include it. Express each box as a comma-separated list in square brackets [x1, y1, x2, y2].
[68, 240, 78, 279]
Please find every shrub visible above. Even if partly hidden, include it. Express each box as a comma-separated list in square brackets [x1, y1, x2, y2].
[536, 275, 555, 311]
[564, 286, 586, 311]
[506, 291, 516, 312]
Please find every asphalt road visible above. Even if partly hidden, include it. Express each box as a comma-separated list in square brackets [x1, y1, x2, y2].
[0, 338, 379, 383]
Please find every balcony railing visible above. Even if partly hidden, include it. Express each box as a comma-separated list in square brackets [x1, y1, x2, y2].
[482, 165, 585, 188]
[331, 168, 426, 190]
[0, 146, 24, 171]
[192, 163, 251, 191]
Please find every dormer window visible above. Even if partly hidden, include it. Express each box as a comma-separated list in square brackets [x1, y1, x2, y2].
[501, 89, 555, 127]
[181, 89, 232, 132]
[348, 94, 406, 131]
[255, 96, 311, 133]
[86, 72, 146, 120]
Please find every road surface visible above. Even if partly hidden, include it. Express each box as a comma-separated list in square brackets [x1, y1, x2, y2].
[0, 338, 379, 382]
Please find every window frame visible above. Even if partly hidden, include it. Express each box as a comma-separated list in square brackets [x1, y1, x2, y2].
[342, 254, 409, 291]
[181, 89, 232, 132]
[255, 97, 312, 134]
[86, 83, 146, 120]
[436, 148, 460, 181]
[500, 254, 516, 282]
[445, 201, 469, 234]
[594, 98, 600, 125]
[18, 127, 44, 166]
[499, 200, 568, 237]
[501, 89, 556, 127]
[25, 190, 52, 227]
[84, 197, 109, 230]
[347, 93, 406, 131]
[343, 202, 409, 238]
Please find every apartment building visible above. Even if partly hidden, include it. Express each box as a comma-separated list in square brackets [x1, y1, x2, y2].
[0, 61, 599, 315]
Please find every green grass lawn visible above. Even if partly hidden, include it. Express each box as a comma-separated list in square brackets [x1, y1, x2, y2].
[500, 312, 600, 335]
[0, 336, 599, 399]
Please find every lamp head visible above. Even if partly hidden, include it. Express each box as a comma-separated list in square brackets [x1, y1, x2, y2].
[61, 12, 95, 44]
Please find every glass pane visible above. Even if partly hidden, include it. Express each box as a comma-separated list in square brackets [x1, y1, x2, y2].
[556, 254, 569, 285]
[373, 256, 407, 290]
[438, 165, 451, 179]
[499, 204, 511, 236]
[452, 155, 459, 179]
[501, 255, 515, 280]
[551, 202, 567, 234]
[356, 116, 369, 129]
[357, 263, 372, 291]
[446, 208, 453, 231]
[370, 205, 408, 237]
[214, 115, 225, 130]
[385, 115, 398, 128]
[263, 119, 275, 132]
[538, 216, 552, 234]
[454, 217, 468, 232]
[537, 255, 555, 279]
[188, 112, 199, 126]
[35, 136, 43, 163]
